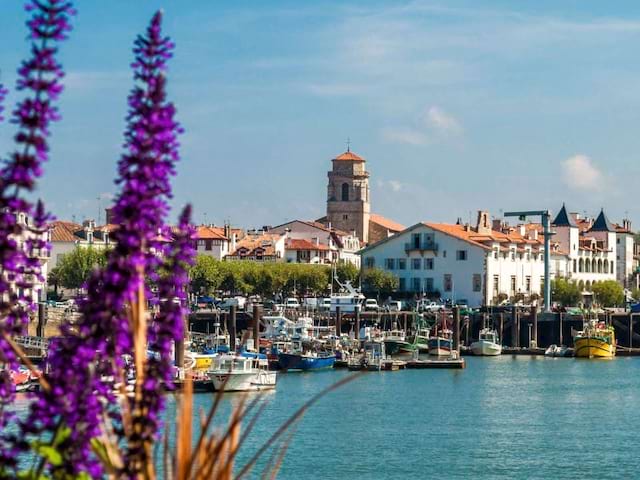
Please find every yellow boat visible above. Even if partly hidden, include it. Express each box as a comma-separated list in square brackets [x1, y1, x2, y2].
[573, 320, 616, 358]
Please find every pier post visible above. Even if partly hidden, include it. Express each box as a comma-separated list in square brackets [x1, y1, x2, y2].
[532, 306, 538, 348]
[36, 302, 46, 338]
[499, 313, 504, 345]
[355, 308, 361, 341]
[252, 304, 260, 352]
[229, 305, 237, 352]
[336, 306, 342, 336]
[174, 338, 185, 372]
[465, 316, 470, 347]
[403, 313, 408, 333]
[453, 306, 460, 353]
[629, 313, 633, 349]
[559, 312, 563, 346]
[511, 306, 518, 348]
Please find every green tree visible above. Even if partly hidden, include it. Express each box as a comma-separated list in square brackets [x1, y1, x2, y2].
[551, 278, 582, 306]
[189, 255, 222, 296]
[361, 268, 398, 299]
[48, 266, 62, 298]
[335, 262, 359, 285]
[57, 247, 108, 291]
[591, 280, 625, 307]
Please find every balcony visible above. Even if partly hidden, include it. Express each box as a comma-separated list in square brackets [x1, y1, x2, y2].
[404, 241, 438, 253]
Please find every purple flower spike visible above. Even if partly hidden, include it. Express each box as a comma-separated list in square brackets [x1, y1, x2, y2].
[0, 84, 8, 122]
[21, 10, 186, 477]
[0, 1, 74, 473]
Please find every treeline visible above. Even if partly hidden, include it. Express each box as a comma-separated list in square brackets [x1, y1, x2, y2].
[48, 248, 399, 299]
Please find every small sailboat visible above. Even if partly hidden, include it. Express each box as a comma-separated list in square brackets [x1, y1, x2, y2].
[470, 328, 502, 356]
[208, 353, 276, 392]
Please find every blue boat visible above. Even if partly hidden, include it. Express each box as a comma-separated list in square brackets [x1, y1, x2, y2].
[277, 352, 336, 371]
[428, 336, 452, 356]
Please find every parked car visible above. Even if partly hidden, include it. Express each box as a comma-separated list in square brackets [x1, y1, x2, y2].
[384, 300, 403, 312]
[416, 299, 445, 313]
[364, 298, 380, 311]
[284, 297, 301, 309]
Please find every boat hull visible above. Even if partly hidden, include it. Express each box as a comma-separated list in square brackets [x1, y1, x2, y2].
[574, 338, 615, 358]
[470, 340, 502, 356]
[278, 353, 336, 371]
[210, 371, 277, 392]
[428, 337, 452, 356]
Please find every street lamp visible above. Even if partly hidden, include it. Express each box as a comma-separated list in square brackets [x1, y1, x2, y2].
[504, 209, 554, 313]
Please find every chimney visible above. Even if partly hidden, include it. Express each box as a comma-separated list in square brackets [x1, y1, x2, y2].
[456, 217, 463, 225]
[476, 211, 491, 235]
[492, 219, 502, 232]
[519, 225, 526, 237]
[529, 229, 538, 241]
[224, 224, 230, 239]
[464, 223, 471, 232]
[623, 219, 631, 231]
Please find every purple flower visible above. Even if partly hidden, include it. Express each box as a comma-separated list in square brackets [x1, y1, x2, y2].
[21, 10, 187, 477]
[0, 84, 8, 122]
[0, 0, 74, 472]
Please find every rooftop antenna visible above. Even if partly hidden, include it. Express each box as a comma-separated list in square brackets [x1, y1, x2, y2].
[346, 137, 351, 152]
[203, 212, 208, 226]
[97, 195, 102, 224]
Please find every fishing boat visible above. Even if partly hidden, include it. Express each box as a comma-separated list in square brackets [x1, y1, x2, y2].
[348, 341, 386, 371]
[470, 328, 502, 356]
[278, 339, 335, 371]
[429, 314, 453, 356]
[408, 316, 431, 353]
[383, 329, 416, 355]
[573, 319, 616, 358]
[208, 353, 276, 392]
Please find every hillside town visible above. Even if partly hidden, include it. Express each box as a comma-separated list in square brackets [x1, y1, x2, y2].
[31, 148, 639, 308]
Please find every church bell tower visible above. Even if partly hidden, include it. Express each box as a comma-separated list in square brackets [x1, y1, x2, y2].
[326, 148, 370, 243]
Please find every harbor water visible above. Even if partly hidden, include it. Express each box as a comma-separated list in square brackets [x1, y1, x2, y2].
[167, 355, 639, 479]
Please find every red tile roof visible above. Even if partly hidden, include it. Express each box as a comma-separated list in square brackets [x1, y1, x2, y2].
[50, 221, 81, 242]
[286, 239, 329, 251]
[334, 151, 365, 161]
[196, 225, 228, 240]
[370, 213, 405, 232]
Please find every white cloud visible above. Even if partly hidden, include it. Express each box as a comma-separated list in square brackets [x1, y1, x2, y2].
[381, 105, 462, 145]
[426, 106, 463, 136]
[381, 128, 428, 146]
[376, 179, 404, 192]
[561, 154, 605, 191]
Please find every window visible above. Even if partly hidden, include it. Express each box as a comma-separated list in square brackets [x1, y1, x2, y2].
[205, 239, 212, 251]
[341, 183, 349, 201]
[399, 278, 406, 291]
[397, 259, 407, 270]
[510, 250, 515, 261]
[412, 258, 421, 270]
[525, 276, 531, 293]
[343, 214, 348, 220]
[493, 249, 498, 259]
[510, 275, 516, 294]
[456, 250, 467, 261]
[412, 233, 421, 249]
[611, 263, 614, 274]
[365, 257, 375, 269]
[425, 277, 434, 292]
[385, 258, 395, 270]
[493, 275, 499, 296]
[617, 238, 620, 244]
[412, 277, 421, 292]
[573, 259, 577, 273]
[444, 274, 452, 292]
[473, 274, 481, 292]
[443, 250, 447, 258]
[424, 258, 434, 270]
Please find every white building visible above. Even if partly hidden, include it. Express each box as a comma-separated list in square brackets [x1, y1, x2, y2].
[359, 211, 545, 306]
[49, 219, 116, 269]
[614, 219, 637, 289]
[268, 220, 361, 266]
[226, 231, 286, 262]
[194, 225, 241, 260]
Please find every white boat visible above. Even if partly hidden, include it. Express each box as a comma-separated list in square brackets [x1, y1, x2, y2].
[208, 354, 276, 392]
[330, 280, 365, 314]
[544, 344, 571, 357]
[470, 328, 502, 356]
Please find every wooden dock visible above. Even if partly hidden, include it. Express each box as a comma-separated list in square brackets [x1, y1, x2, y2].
[406, 357, 465, 369]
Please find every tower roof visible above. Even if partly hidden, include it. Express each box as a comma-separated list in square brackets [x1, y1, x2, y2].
[552, 204, 578, 227]
[333, 151, 365, 161]
[589, 209, 615, 232]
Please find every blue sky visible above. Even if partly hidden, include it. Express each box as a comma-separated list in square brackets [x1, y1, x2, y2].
[1, 0, 640, 229]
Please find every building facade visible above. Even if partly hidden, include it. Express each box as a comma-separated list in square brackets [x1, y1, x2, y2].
[359, 211, 545, 306]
